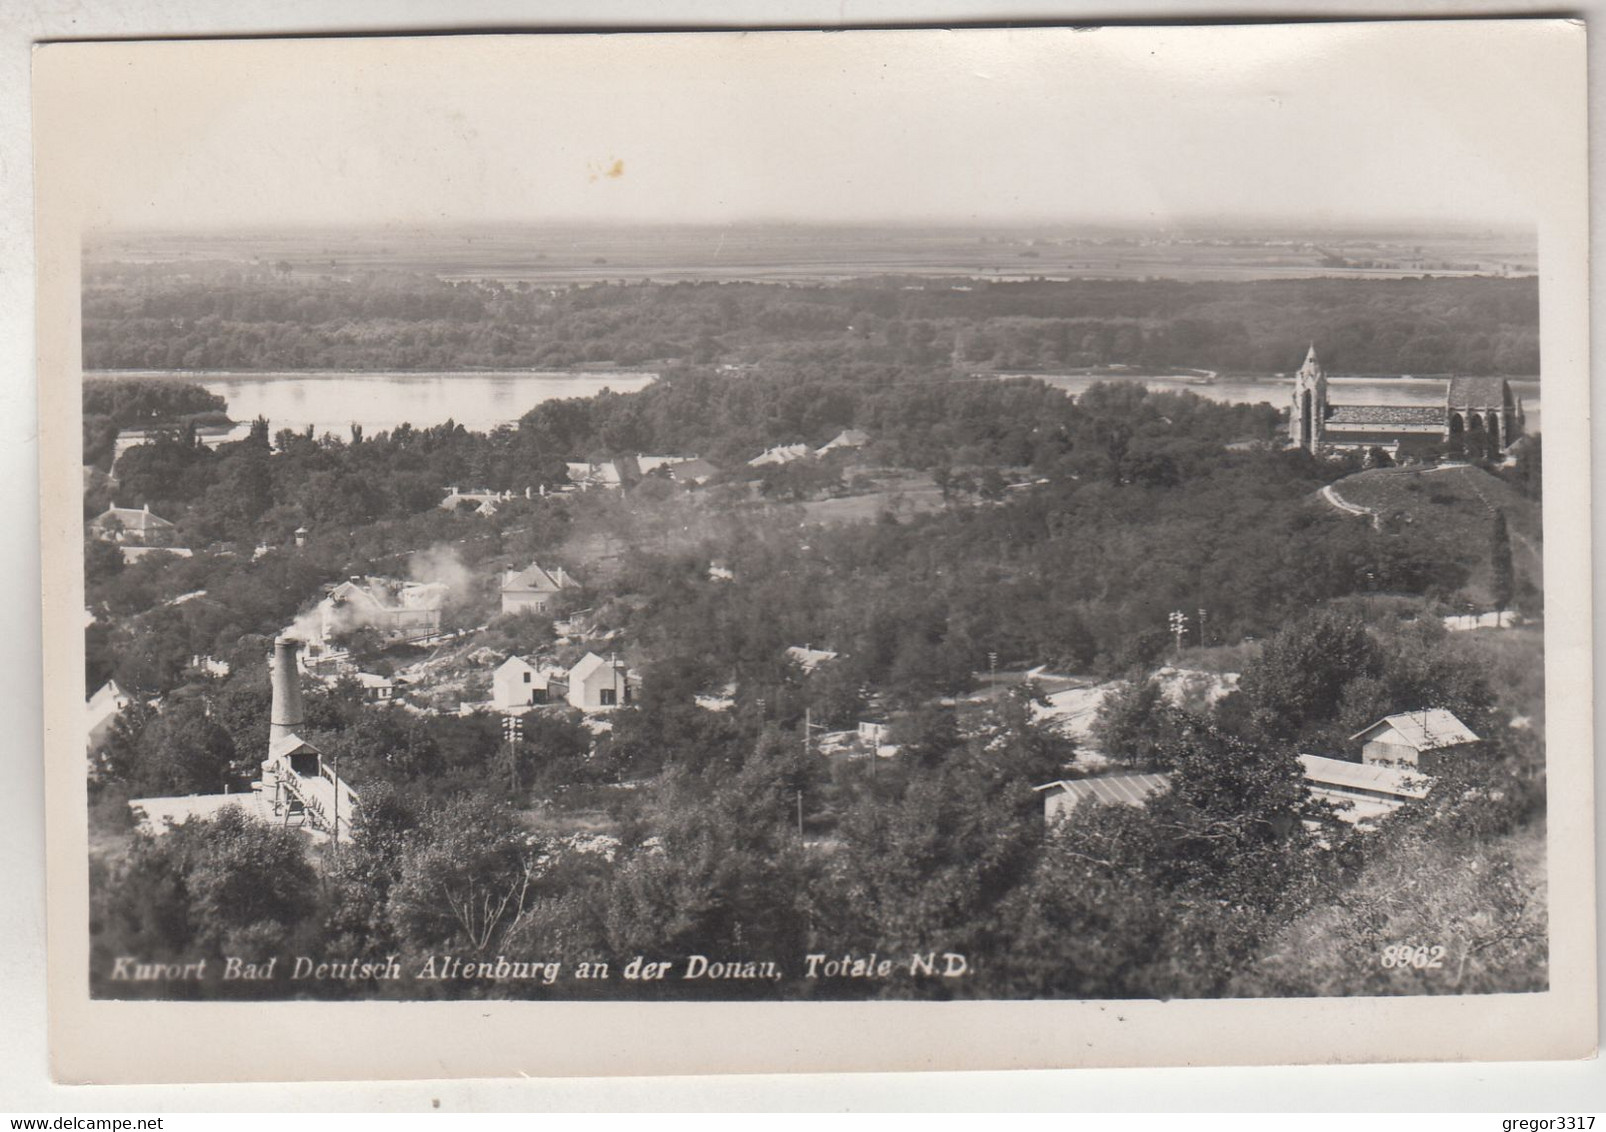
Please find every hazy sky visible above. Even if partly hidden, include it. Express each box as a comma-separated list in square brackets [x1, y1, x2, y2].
[37, 21, 1581, 230]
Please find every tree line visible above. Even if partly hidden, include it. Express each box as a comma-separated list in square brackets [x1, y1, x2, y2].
[83, 265, 1539, 376]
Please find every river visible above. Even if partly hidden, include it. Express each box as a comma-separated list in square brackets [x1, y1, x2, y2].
[96, 369, 1541, 437]
[114, 370, 659, 437]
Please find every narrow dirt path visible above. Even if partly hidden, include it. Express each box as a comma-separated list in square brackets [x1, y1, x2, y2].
[1319, 483, 1380, 529]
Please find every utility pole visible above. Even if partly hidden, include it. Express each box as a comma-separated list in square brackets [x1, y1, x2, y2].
[800, 707, 827, 841]
[1197, 608, 1207, 648]
[502, 713, 523, 793]
[1168, 610, 1188, 658]
[331, 753, 340, 860]
[988, 649, 998, 690]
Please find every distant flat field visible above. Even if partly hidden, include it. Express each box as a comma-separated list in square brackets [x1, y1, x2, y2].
[85, 224, 1538, 285]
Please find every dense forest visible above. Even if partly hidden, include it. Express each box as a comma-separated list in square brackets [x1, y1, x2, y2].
[83, 262, 1540, 376]
[86, 366, 1537, 705]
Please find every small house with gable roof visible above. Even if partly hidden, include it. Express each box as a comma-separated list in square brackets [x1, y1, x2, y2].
[566, 652, 632, 713]
[500, 563, 579, 616]
[91, 502, 176, 545]
[1351, 709, 1479, 772]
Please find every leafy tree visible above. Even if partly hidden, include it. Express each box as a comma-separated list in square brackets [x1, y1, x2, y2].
[1092, 676, 1180, 769]
[822, 749, 1044, 995]
[983, 719, 1322, 999]
[1232, 610, 1380, 744]
[886, 703, 961, 770]
[322, 781, 426, 958]
[92, 698, 156, 792]
[593, 751, 820, 983]
[94, 806, 320, 987]
[128, 696, 240, 796]
[386, 794, 547, 954]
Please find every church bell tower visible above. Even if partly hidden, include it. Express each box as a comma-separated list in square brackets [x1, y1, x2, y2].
[1290, 344, 1327, 453]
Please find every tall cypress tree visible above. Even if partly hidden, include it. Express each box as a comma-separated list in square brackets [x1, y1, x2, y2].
[1490, 509, 1515, 612]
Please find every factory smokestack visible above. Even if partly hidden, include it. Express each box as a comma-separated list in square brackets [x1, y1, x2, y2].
[270, 636, 305, 745]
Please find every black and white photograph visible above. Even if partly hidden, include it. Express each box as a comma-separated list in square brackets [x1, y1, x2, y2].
[33, 20, 1593, 1080]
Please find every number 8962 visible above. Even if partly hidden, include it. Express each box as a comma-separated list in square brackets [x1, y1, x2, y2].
[1380, 944, 1445, 969]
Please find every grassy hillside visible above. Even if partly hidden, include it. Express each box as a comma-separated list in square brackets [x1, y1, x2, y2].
[1230, 818, 1547, 997]
[1325, 464, 1541, 607]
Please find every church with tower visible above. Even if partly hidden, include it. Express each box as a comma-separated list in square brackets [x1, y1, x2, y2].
[1289, 345, 1524, 459]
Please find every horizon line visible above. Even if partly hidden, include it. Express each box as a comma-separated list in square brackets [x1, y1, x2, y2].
[84, 216, 1538, 238]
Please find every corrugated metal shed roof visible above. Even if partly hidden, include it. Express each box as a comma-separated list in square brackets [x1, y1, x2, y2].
[1300, 754, 1434, 799]
[1034, 772, 1171, 809]
[1350, 709, 1479, 750]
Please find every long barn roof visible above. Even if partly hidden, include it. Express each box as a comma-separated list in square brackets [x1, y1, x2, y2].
[1034, 772, 1171, 809]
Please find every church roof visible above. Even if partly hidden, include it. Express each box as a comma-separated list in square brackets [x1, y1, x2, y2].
[1446, 376, 1511, 407]
[1326, 405, 1444, 426]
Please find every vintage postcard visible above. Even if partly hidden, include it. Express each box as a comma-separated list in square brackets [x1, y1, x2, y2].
[35, 22, 1593, 1083]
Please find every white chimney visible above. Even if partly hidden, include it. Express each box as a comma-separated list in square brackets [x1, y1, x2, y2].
[269, 636, 306, 746]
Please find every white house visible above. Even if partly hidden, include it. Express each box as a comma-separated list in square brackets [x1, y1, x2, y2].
[354, 672, 395, 702]
[90, 502, 176, 545]
[87, 679, 132, 752]
[856, 720, 900, 758]
[566, 652, 631, 713]
[492, 655, 564, 712]
[500, 563, 578, 616]
[316, 577, 446, 645]
[1351, 709, 1479, 770]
